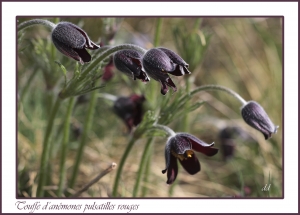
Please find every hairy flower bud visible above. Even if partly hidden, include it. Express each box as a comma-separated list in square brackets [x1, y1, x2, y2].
[51, 22, 100, 64]
[241, 101, 278, 140]
[142, 48, 190, 95]
[113, 49, 149, 82]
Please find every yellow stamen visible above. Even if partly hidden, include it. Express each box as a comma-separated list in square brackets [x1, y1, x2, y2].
[171, 150, 194, 161]
[186, 150, 194, 158]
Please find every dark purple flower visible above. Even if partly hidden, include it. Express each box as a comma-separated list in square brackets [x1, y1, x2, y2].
[241, 101, 278, 140]
[51, 22, 100, 64]
[102, 57, 114, 82]
[142, 48, 191, 95]
[113, 94, 146, 132]
[162, 133, 218, 184]
[113, 49, 150, 82]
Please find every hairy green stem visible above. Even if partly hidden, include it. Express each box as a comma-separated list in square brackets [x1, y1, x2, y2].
[18, 67, 38, 110]
[193, 18, 202, 31]
[153, 124, 176, 137]
[69, 89, 98, 188]
[190, 85, 247, 106]
[36, 96, 62, 197]
[154, 18, 162, 47]
[132, 138, 153, 197]
[60, 44, 147, 99]
[112, 137, 137, 197]
[18, 19, 56, 32]
[148, 18, 163, 106]
[141, 145, 152, 197]
[57, 97, 76, 197]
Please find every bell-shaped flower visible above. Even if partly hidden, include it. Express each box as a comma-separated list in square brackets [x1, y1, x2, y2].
[142, 48, 191, 95]
[51, 22, 100, 64]
[241, 101, 279, 140]
[162, 133, 218, 184]
[113, 49, 150, 82]
[113, 94, 146, 132]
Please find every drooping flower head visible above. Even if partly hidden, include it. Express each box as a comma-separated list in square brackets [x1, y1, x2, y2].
[113, 94, 146, 132]
[241, 101, 278, 140]
[218, 126, 254, 161]
[142, 48, 191, 95]
[113, 49, 150, 82]
[162, 133, 218, 184]
[51, 22, 100, 64]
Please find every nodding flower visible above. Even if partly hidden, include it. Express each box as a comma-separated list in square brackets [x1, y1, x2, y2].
[51, 22, 100, 64]
[162, 133, 218, 185]
[241, 101, 279, 140]
[113, 49, 150, 82]
[113, 94, 146, 132]
[142, 48, 191, 95]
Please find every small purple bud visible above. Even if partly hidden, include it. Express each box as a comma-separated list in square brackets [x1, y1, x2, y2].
[142, 48, 190, 95]
[51, 22, 100, 64]
[241, 101, 278, 140]
[113, 50, 149, 82]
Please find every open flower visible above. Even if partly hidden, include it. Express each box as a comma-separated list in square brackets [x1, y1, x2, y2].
[113, 49, 149, 82]
[51, 22, 100, 64]
[162, 133, 218, 184]
[113, 94, 146, 132]
[241, 101, 278, 140]
[142, 48, 191, 95]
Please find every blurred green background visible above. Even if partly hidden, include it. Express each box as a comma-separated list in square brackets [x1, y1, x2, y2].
[17, 17, 282, 197]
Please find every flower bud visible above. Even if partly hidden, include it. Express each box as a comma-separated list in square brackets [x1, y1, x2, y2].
[51, 22, 100, 64]
[142, 48, 190, 95]
[113, 50, 149, 82]
[241, 101, 278, 140]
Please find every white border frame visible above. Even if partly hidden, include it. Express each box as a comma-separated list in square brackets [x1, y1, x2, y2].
[2, 1, 298, 213]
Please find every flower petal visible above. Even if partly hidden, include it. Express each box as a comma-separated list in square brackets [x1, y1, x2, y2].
[114, 50, 149, 82]
[159, 77, 177, 95]
[64, 22, 100, 49]
[52, 22, 86, 49]
[179, 153, 201, 175]
[158, 47, 191, 76]
[143, 48, 175, 73]
[73, 48, 92, 63]
[162, 154, 178, 185]
[177, 133, 219, 156]
[241, 101, 278, 140]
[163, 137, 173, 172]
[52, 37, 88, 63]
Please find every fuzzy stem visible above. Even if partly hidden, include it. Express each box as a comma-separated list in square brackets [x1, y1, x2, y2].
[154, 18, 162, 47]
[190, 85, 247, 106]
[69, 88, 98, 189]
[141, 145, 152, 197]
[112, 137, 137, 197]
[153, 124, 176, 137]
[36, 96, 62, 197]
[18, 19, 56, 32]
[82, 44, 146, 78]
[57, 97, 76, 197]
[148, 18, 163, 107]
[132, 138, 153, 197]
[59, 44, 147, 99]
